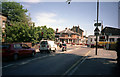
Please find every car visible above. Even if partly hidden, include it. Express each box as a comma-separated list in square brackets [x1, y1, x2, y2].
[62, 43, 67, 51]
[39, 40, 57, 53]
[2, 43, 36, 61]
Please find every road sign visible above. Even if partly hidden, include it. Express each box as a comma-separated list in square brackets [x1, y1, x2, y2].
[94, 32, 99, 36]
[94, 27, 100, 32]
[94, 27, 100, 36]
[94, 23, 101, 26]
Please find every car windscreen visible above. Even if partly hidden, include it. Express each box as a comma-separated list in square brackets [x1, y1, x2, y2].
[40, 41, 48, 44]
[62, 44, 66, 46]
[2, 44, 10, 49]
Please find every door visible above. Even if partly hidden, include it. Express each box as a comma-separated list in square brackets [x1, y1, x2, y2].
[21, 44, 32, 55]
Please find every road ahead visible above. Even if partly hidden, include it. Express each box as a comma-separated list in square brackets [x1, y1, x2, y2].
[2, 45, 119, 76]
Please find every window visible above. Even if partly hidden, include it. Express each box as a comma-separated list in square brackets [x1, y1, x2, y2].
[110, 38, 114, 42]
[91, 38, 92, 42]
[2, 44, 10, 49]
[62, 44, 66, 46]
[99, 36, 106, 41]
[94, 38, 96, 41]
[41, 41, 48, 44]
[14, 44, 22, 49]
[21, 44, 29, 48]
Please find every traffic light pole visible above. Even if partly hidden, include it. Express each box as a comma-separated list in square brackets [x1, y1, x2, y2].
[95, 0, 99, 55]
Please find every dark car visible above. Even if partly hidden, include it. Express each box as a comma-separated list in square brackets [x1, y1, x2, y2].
[62, 43, 67, 51]
[2, 43, 36, 60]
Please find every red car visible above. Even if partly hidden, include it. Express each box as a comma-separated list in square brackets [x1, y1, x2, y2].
[2, 43, 36, 60]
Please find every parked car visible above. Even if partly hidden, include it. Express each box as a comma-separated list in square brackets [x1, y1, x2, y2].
[39, 40, 57, 53]
[2, 43, 36, 60]
[62, 43, 67, 51]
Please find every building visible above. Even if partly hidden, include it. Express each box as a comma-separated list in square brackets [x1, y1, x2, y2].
[101, 27, 120, 36]
[55, 28, 81, 44]
[0, 13, 7, 42]
[71, 26, 84, 39]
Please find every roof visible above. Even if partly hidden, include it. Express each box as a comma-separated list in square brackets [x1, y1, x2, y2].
[101, 27, 120, 35]
[72, 26, 84, 32]
[102, 27, 120, 30]
[58, 28, 80, 35]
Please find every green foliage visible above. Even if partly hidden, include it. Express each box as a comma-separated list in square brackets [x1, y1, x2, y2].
[2, 2, 55, 44]
[2, 2, 28, 23]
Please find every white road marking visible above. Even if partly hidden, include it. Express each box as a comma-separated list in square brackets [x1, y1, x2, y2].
[2, 55, 52, 69]
[62, 50, 91, 75]
[1, 64, 14, 69]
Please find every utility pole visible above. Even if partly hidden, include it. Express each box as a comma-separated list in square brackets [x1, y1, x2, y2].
[95, 0, 99, 55]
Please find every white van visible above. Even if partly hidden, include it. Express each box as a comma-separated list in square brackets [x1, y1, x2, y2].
[39, 40, 57, 53]
[87, 35, 96, 48]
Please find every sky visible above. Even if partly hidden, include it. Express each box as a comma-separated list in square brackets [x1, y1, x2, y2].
[17, 1, 119, 36]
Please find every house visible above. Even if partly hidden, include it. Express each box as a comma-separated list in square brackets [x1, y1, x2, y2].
[0, 13, 7, 42]
[101, 27, 120, 36]
[71, 26, 84, 39]
[55, 28, 81, 44]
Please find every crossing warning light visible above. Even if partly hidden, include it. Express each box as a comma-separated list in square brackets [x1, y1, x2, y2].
[41, 32, 43, 36]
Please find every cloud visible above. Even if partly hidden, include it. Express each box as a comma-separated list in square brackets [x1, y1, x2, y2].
[35, 13, 57, 24]
[33, 12, 66, 30]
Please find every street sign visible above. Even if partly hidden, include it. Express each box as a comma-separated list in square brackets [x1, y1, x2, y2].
[94, 23, 101, 26]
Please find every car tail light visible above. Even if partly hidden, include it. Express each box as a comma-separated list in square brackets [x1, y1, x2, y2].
[47, 45, 49, 48]
[39, 46, 40, 48]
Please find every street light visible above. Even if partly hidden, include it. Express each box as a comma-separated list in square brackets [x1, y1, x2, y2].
[66, 0, 71, 4]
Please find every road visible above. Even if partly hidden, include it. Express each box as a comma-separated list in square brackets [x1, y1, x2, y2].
[2, 45, 119, 76]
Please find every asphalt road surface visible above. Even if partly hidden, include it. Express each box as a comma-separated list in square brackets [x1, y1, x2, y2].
[2, 45, 119, 76]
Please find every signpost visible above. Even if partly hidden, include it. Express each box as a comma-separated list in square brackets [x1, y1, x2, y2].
[94, 0, 100, 55]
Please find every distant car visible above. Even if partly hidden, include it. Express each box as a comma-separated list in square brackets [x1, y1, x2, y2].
[62, 43, 67, 51]
[2, 43, 36, 60]
[71, 43, 75, 45]
[39, 40, 57, 53]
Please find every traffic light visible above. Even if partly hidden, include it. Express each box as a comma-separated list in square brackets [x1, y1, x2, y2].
[41, 32, 43, 37]
[102, 36, 105, 39]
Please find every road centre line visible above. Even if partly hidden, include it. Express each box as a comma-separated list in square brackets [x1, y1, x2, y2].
[62, 50, 91, 75]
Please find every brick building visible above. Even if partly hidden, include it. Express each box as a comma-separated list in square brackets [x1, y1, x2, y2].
[55, 28, 81, 44]
[71, 26, 84, 39]
[0, 13, 7, 42]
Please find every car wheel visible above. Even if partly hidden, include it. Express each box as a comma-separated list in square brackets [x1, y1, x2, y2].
[53, 48, 56, 52]
[31, 51, 35, 57]
[13, 54, 18, 61]
[47, 50, 50, 53]
[40, 50, 43, 53]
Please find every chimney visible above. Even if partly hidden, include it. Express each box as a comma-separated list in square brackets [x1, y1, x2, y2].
[56, 28, 58, 33]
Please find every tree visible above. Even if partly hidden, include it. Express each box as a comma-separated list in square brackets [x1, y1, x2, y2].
[2, 2, 55, 43]
[2, 2, 28, 23]
[5, 21, 31, 42]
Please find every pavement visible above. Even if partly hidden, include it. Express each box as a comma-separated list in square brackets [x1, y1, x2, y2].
[72, 48, 119, 75]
